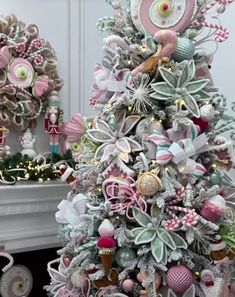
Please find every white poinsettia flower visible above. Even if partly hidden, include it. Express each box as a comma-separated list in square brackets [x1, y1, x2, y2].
[87, 110, 142, 162]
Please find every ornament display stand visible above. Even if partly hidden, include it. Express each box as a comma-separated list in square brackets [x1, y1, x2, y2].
[0, 181, 69, 253]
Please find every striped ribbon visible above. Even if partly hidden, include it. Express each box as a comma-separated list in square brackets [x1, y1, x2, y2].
[148, 124, 207, 180]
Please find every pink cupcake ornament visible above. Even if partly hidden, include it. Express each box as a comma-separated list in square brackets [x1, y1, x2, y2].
[201, 195, 227, 222]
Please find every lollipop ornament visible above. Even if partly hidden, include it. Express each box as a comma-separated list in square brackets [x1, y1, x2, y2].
[130, 0, 196, 76]
[130, 0, 196, 36]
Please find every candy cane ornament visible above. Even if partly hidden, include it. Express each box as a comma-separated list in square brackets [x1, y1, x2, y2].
[0, 251, 14, 272]
[132, 29, 178, 76]
[192, 21, 229, 43]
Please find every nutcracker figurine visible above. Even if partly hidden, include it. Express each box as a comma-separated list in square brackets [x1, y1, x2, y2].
[45, 91, 62, 154]
[0, 126, 11, 159]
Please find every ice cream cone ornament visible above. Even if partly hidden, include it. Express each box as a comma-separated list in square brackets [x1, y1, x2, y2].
[97, 219, 117, 276]
[209, 235, 229, 262]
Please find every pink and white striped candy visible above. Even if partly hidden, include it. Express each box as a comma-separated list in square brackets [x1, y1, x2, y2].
[183, 124, 200, 140]
[193, 163, 207, 179]
[156, 148, 173, 164]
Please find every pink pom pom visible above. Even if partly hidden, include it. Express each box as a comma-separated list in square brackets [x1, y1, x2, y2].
[167, 265, 194, 294]
[192, 117, 209, 132]
[97, 237, 116, 249]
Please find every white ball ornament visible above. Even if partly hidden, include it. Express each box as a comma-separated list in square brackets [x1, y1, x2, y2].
[200, 104, 216, 122]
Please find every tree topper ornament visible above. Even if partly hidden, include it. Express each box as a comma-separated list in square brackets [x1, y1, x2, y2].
[130, 0, 196, 35]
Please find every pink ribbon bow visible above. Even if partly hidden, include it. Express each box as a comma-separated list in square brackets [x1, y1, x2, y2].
[103, 176, 147, 219]
[148, 124, 208, 180]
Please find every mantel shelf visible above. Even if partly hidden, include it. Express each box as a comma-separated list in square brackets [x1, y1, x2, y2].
[0, 181, 69, 254]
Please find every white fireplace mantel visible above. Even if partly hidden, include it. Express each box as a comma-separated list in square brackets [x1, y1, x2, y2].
[0, 182, 69, 254]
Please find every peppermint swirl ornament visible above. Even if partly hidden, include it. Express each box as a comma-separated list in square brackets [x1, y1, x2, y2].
[130, 0, 196, 35]
[7, 58, 34, 88]
[0, 265, 33, 297]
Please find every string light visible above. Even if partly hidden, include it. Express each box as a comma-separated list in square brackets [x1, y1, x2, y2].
[0, 151, 74, 184]
[211, 163, 218, 170]
[141, 45, 147, 52]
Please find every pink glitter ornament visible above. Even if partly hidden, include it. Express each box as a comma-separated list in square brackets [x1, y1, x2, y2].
[166, 265, 194, 294]
[201, 195, 227, 222]
[122, 279, 136, 293]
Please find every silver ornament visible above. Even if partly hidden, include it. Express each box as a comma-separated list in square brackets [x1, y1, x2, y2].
[210, 173, 222, 186]
[172, 38, 195, 62]
[217, 4, 226, 14]
[115, 248, 136, 268]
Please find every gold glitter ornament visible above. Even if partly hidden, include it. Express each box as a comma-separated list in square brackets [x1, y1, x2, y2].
[194, 272, 201, 281]
[137, 171, 162, 196]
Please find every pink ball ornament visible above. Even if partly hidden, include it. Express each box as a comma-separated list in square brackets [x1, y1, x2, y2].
[166, 265, 194, 294]
[201, 195, 227, 222]
[122, 279, 136, 293]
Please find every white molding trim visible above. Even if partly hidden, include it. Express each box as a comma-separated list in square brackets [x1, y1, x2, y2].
[0, 182, 69, 253]
[67, 0, 86, 117]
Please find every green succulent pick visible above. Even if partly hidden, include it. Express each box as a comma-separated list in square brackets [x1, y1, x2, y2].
[131, 206, 187, 264]
[150, 60, 210, 118]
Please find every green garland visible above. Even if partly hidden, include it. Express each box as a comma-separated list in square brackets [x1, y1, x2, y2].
[0, 151, 75, 185]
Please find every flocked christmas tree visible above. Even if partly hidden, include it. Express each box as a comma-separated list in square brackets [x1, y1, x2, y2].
[45, 1, 235, 296]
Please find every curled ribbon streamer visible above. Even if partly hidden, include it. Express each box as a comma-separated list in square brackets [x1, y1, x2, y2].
[0, 251, 14, 272]
[148, 125, 208, 179]
[102, 176, 147, 219]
